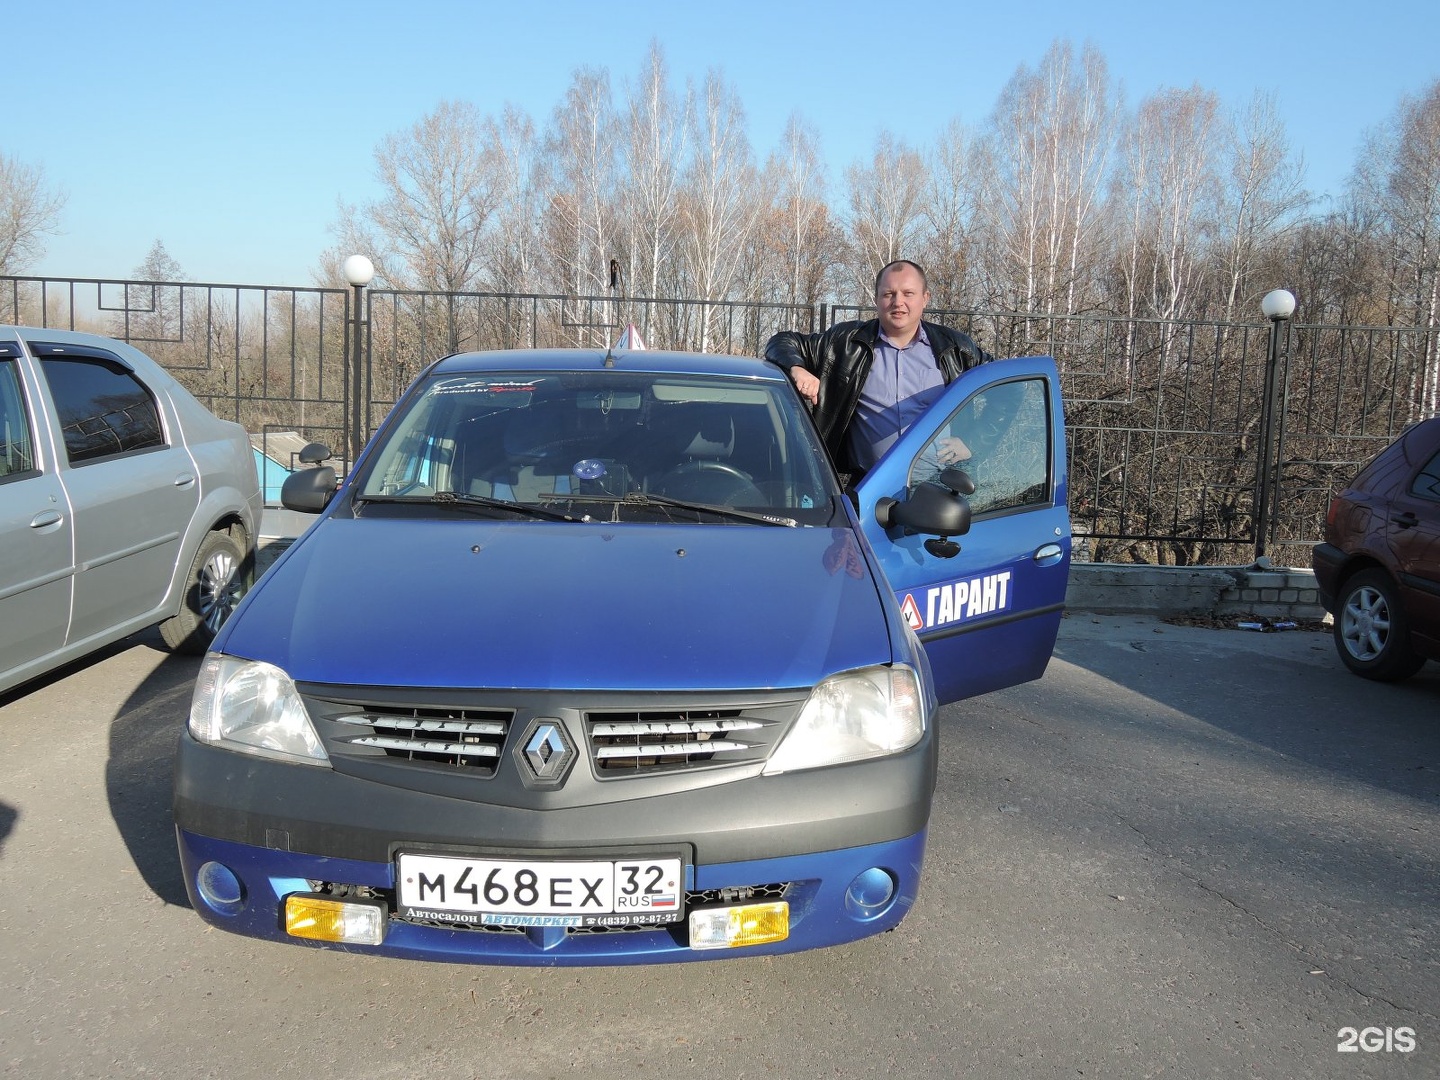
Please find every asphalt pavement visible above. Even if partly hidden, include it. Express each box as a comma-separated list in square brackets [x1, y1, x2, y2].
[1, 613, 1437, 1079]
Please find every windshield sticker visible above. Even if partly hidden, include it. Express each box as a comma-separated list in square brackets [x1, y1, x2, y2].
[433, 378, 541, 396]
[899, 569, 1013, 631]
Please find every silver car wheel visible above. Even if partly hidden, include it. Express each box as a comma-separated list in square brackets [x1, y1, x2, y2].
[198, 547, 243, 633]
[1339, 583, 1390, 662]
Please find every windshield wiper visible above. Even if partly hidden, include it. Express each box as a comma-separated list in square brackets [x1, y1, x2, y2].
[358, 490, 588, 523]
[588, 490, 797, 527]
[432, 490, 590, 522]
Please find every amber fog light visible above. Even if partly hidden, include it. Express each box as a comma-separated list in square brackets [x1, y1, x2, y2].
[284, 893, 387, 946]
[688, 902, 789, 950]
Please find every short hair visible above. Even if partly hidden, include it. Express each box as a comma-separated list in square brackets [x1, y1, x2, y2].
[874, 260, 929, 296]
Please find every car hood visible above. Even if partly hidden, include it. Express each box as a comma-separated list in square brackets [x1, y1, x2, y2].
[223, 517, 894, 691]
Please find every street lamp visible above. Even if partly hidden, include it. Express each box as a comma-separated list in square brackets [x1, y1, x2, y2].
[1254, 289, 1297, 563]
[1260, 288, 1296, 321]
[343, 255, 375, 464]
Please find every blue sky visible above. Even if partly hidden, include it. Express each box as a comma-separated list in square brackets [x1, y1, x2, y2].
[9, 0, 1439, 287]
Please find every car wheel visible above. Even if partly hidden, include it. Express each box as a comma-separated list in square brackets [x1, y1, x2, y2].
[160, 528, 251, 655]
[1332, 568, 1425, 682]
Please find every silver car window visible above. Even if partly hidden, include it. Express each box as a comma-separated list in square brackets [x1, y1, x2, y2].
[0, 359, 37, 480]
[40, 357, 164, 465]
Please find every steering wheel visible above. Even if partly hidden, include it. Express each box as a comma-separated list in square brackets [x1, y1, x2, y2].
[655, 460, 765, 506]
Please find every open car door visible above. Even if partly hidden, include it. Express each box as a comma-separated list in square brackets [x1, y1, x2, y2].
[854, 356, 1070, 705]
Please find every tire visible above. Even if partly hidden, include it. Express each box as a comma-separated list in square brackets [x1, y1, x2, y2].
[160, 528, 251, 655]
[1332, 568, 1425, 682]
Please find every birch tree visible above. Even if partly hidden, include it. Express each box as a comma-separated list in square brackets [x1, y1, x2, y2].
[677, 70, 768, 349]
[617, 42, 686, 300]
[487, 105, 546, 295]
[1350, 79, 1440, 413]
[973, 40, 1117, 316]
[1213, 92, 1310, 322]
[844, 132, 928, 297]
[920, 118, 981, 309]
[767, 113, 838, 307]
[542, 67, 619, 302]
[1114, 85, 1223, 330]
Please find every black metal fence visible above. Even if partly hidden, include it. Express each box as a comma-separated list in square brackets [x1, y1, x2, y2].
[5, 274, 1435, 567]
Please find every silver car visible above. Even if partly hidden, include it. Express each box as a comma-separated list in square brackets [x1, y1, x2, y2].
[1, 326, 262, 697]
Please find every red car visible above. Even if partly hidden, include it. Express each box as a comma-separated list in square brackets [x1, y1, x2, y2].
[1312, 415, 1440, 681]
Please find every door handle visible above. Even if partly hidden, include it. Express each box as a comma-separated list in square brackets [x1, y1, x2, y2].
[29, 510, 63, 529]
[174, 473, 197, 489]
[1391, 511, 1419, 529]
[1033, 543, 1065, 564]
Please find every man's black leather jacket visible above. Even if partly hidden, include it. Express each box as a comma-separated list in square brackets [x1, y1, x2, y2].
[764, 318, 995, 469]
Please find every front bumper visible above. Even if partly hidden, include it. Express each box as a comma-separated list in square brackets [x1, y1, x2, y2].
[176, 827, 928, 965]
[173, 730, 937, 965]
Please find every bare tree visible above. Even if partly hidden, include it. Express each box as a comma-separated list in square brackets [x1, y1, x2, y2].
[919, 118, 982, 309]
[677, 69, 769, 349]
[844, 133, 928, 296]
[119, 240, 186, 347]
[1113, 85, 1223, 332]
[973, 41, 1118, 317]
[0, 153, 66, 275]
[765, 113, 839, 307]
[318, 201, 391, 289]
[1348, 80, 1440, 413]
[1214, 92, 1311, 322]
[486, 105, 546, 295]
[366, 100, 504, 293]
[542, 67, 620, 311]
[617, 42, 686, 302]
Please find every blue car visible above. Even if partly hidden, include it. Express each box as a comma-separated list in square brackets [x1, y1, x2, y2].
[173, 347, 1069, 965]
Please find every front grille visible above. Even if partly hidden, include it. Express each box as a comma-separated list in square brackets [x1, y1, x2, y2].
[325, 705, 514, 774]
[299, 686, 803, 783]
[586, 708, 777, 774]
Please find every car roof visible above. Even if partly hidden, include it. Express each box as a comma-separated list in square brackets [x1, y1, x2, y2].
[1, 324, 160, 377]
[429, 348, 786, 382]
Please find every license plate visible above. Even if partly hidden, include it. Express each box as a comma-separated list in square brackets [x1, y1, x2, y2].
[396, 853, 685, 928]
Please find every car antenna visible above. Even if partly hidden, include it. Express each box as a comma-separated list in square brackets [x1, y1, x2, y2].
[603, 344, 617, 368]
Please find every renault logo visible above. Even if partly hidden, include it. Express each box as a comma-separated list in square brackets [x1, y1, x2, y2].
[517, 719, 576, 785]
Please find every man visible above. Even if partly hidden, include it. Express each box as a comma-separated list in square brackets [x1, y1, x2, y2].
[764, 260, 995, 476]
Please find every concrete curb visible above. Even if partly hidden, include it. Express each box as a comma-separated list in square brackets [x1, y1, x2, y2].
[1066, 562, 1327, 621]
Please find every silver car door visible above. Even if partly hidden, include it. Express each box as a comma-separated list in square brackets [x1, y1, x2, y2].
[0, 347, 73, 687]
[32, 345, 200, 646]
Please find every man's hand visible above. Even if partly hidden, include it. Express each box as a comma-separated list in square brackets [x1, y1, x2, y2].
[936, 436, 971, 465]
[790, 366, 820, 407]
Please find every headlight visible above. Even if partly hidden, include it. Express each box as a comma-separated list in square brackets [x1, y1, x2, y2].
[763, 665, 925, 775]
[188, 655, 329, 766]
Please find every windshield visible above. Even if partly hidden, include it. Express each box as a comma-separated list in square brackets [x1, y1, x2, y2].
[356, 369, 835, 524]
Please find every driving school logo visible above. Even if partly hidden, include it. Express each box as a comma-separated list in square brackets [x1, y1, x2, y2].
[900, 569, 1012, 631]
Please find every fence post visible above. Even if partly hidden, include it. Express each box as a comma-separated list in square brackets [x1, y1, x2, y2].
[343, 256, 375, 465]
[1253, 289, 1297, 562]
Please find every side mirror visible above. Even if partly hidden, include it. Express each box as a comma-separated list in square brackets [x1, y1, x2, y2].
[297, 442, 332, 466]
[281, 465, 338, 513]
[874, 471, 974, 560]
[876, 481, 972, 535]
